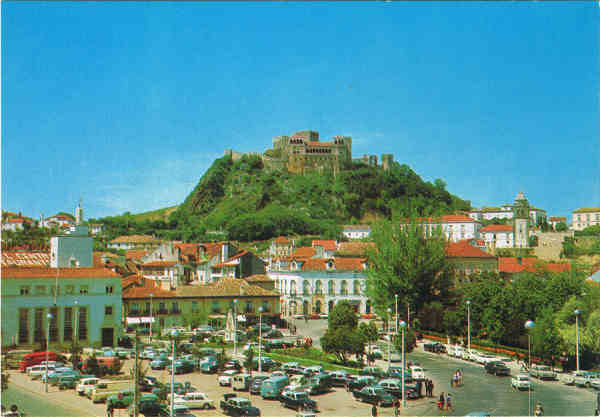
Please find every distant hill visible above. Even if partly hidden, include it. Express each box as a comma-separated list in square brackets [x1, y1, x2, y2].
[166, 154, 471, 241]
[131, 206, 179, 222]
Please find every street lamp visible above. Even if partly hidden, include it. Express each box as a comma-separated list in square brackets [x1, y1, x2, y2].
[525, 320, 535, 417]
[258, 306, 264, 374]
[386, 307, 392, 370]
[74, 300, 79, 343]
[45, 312, 52, 393]
[170, 329, 179, 417]
[574, 309, 581, 372]
[150, 293, 154, 343]
[399, 320, 407, 409]
[233, 299, 239, 356]
[466, 300, 471, 352]
[394, 294, 399, 335]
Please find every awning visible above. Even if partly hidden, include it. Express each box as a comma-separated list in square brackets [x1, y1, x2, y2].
[126, 317, 155, 325]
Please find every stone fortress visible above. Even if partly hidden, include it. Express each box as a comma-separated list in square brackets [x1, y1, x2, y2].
[225, 130, 394, 175]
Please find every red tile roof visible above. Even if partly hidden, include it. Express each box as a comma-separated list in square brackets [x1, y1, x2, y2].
[301, 257, 366, 272]
[498, 258, 526, 274]
[312, 240, 338, 251]
[549, 217, 566, 222]
[142, 261, 178, 267]
[446, 241, 495, 258]
[273, 236, 291, 244]
[292, 247, 316, 259]
[441, 215, 478, 223]
[125, 250, 150, 261]
[498, 257, 571, 274]
[1, 252, 50, 267]
[201, 242, 225, 257]
[1, 266, 120, 279]
[6, 218, 33, 224]
[110, 234, 158, 244]
[481, 225, 514, 232]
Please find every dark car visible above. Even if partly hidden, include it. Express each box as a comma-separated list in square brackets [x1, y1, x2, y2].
[220, 393, 261, 416]
[386, 366, 413, 383]
[280, 391, 318, 412]
[172, 360, 195, 374]
[352, 386, 395, 407]
[251, 357, 280, 372]
[249, 376, 269, 395]
[139, 376, 159, 392]
[329, 370, 353, 387]
[377, 379, 419, 400]
[347, 376, 378, 392]
[423, 342, 445, 353]
[359, 366, 386, 378]
[118, 336, 133, 348]
[225, 360, 242, 371]
[264, 329, 284, 339]
[127, 394, 161, 417]
[485, 361, 511, 376]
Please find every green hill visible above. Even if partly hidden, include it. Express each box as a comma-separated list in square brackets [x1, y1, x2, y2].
[166, 154, 471, 241]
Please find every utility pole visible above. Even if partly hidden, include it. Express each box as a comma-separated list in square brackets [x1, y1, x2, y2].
[133, 331, 139, 417]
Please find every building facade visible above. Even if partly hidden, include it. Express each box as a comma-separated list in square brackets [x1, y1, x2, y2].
[480, 224, 515, 249]
[50, 226, 93, 268]
[108, 235, 162, 250]
[342, 225, 372, 240]
[572, 208, 600, 231]
[446, 240, 498, 285]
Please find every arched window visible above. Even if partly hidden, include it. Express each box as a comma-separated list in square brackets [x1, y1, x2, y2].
[340, 280, 348, 296]
[353, 280, 360, 295]
[315, 280, 322, 295]
[303, 280, 310, 295]
[290, 281, 297, 296]
[328, 281, 335, 296]
[315, 300, 322, 314]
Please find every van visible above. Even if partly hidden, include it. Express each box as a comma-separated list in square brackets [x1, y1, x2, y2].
[232, 373, 252, 391]
[77, 377, 100, 396]
[28, 364, 56, 379]
[90, 380, 132, 403]
[20, 352, 58, 372]
[261, 375, 289, 399]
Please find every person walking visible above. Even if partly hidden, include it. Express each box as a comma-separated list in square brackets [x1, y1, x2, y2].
[430, 379, 435, 397]
[371, 401, 378, 417]
[394, 399, 400, 416]
[438, 392, 445, 410]
[446, 393, 453, 411]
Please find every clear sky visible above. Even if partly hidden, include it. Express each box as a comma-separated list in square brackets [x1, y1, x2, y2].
[2, 2, 598, 222]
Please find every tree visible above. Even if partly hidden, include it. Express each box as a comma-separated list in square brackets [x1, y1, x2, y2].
[243, 348, 254, 375]
[328, 301, 358, 330]
[393, 329, 416, 354]
[365, 219, 454, 318]
[321, 301, 364, 363]
[531, 307, 562, 363]
[529, 235, 539, 247]
[555, 222, 568, 232]
[1, 373, 9, 392]
[358, 322, 379, 364]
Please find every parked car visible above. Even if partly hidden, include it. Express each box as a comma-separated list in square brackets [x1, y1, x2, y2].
[347, 375, 378, 392]
[172, 391, 215, 409]
[107, 389, 135, 409]
[219, 370, 240, 386]
[352, 386, 395, 406]
[511, 374, 532, 391]
[573, 372, 600, 388]
[251, 357, 280, 371]
[376, 379, 419, 400]
[280, 391, 317, 412]
[530, 364, 557, 380]
[590, 378, 600, 390]
[249, 376, 269, 395]
[408, 365, 425, 380]
[328, 370, 353, 387]
[282, 362, 305, 375]
[172, 360, 195, 375]
[386, 366, 413, 382]
[561, 370, 586, 385]
[484, 361, 511, 376]
[58, 375, 79, 390]
[359, 366, 386, 378]
[150, 358, 170, 370]
[225, 360, 242, 371]
[219, 393, 261, 416]
[127, 394, 161, 417]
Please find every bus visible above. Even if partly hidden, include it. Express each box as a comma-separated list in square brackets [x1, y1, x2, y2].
[19, 352, 58, 372]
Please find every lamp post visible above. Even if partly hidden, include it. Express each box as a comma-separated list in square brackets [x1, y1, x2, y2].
[386, 307, 392, 370]
[170, 329, 179, 417]
[525, 320, 535, 417]
[74, 300, 79, 343]
[233, 299, 239, 356]
[399, 320, 407, 409]
[258, 306, 264, 374]
[394, 294, 399, 335]
[466, 300, 471, 352]
[407, 304, 411, 329]
[45, 312, 52, 393]
[574, 309, 581, 372]
[150, 293, 154, 343]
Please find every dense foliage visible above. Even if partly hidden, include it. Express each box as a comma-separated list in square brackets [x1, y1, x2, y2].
[95, 154, 470, 242]
[1, 224, 56, 250]
[321, 301, 365, 363]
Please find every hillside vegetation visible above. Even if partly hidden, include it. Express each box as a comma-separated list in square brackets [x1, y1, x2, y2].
[94, 154, 470, 242]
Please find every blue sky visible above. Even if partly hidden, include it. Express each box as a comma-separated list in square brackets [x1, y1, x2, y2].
[2, 2, 598, 222]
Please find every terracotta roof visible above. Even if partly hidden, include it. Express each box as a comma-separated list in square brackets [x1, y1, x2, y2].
[125, 250, 150, 261]
[498, 257, 571, 274]
[273, 236, 291, 244]
[336, 242, 375, 257]
[142, 261, 178, 267]
[122, 274, 143, 290]
[1, 266, 120, 279]
[122, 277, 172, 298]
[549, 217, 567, 222]
[573, 207, 600, 213]
[243, 275, 273, 283]
[201, 242, 225, 257]
[52, 213, 75, 220]
[6, 218, 33, 224]
[301, 257, 366, 272]
[1, 252, 50, 267]
[292, 247, 316, 259]
[481, 225, 514, 233]
[446, 241, 495, 258]
[498, 257, 526, 274]
[110, 234, 158, 244]
[312, 240, 338, 251]
[211, 250, 251, 269]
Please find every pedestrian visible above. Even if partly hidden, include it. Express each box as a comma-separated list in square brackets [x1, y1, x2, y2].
[438, 392, 445, 410]
[594, 408, 600, 416]
[106, 403, 114, 417]
[430, 379, 435, 397]
[446, 393, 453, 411]
[394, 399, 400, 416]
[427, 379, 432, 397]
[371, 401, 378, 417]
[416, 380, 422, 397]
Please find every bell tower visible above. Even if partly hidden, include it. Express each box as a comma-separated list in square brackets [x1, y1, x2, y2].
[513, 191, 530, 248]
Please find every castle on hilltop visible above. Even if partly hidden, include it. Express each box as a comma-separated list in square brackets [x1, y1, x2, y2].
[226, 130, 394, 175]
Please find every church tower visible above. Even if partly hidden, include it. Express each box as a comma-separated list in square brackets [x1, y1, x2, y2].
[513, 191, 530, 248]
[75, 199, 84, 225]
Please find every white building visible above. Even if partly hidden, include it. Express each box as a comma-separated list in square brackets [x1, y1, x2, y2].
[416, 215, 481, 243]
[1, 217, 34, 232]
[572, 208, 600, 231]
[342, 225, 372, 240]
[268, 257, 372, 317]
[480, 224, 514, 249]
[470, 203, 547, 225]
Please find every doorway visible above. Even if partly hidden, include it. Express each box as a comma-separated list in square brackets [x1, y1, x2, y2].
[101, 327, 114, 347]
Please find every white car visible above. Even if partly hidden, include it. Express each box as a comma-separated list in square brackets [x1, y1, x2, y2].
[446, 345, 456, 356]
[590, 378, 600, 390]
[218, 370, 239, 386]
[76, 377, 100, 396]
[409, 365, 425, 380]
[511, 374, 532, 390]
[172, 392, 215, 409]
[562, 371, 586, 385]
[27, 364, 56, 379]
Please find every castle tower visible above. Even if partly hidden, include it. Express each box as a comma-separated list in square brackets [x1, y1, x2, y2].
[513, 191, 530, 248]
[381, 154, 394, 171]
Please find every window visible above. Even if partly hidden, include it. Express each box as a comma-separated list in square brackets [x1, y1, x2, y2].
[191, 301, 198, 313]
[262, 301, 270, 313]
[158, 302, 166, 313]
[303, 280, 310, 295]
[171, 302, 179, 314]
[105, 285, 114, 294]
[78, 307, 88, 341]
[50, 286, 59, 296]
[328, 281, 335, 296]
[65, 285, 75, 295]
[63, 307, 73, 341]
[245, 301, 253, 313]
[49, 307, 58, 342]
[105, 306, 113, 316]
[353, 280, 361, 295]
[18, 309, 29, 344]
[315, 280, 322, 295]
[340, 281, 348, 296]
[34, 308, 44, 343]
[79, 285, 88, 295]
[19, 286, 30, 296]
